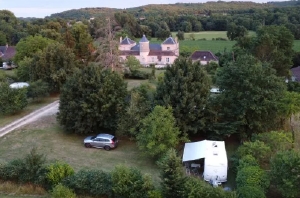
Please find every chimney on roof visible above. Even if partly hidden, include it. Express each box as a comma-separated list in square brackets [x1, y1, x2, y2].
[120, 37, 122, 43]
[6, 43, 8, 50]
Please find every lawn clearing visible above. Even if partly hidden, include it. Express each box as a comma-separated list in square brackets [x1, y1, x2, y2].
[125, 67, 165, 90]
[0, 115, 162, 185]
[0, 95, 59, 128]
[293, 40, 300, 52]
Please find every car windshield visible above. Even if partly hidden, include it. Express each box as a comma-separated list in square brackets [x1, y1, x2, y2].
[91, 136, 97, 139]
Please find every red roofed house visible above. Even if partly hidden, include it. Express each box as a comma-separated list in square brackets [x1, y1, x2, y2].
[191, 51, 219, 65]
[119, 35, 179, 67]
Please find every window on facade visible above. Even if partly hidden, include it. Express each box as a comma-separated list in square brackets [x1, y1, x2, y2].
[152, 57, 155, 62]
[166, 57, 170, 62]
[167, 47, 170, 50]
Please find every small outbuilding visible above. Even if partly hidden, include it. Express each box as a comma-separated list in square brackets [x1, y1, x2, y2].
[182, 140, 228, 183]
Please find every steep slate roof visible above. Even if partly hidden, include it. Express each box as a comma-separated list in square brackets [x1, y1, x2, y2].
[0, 46, 16, 60]
[120, 37, 136, 45]
[140, 34, 149, 42]
[120, 50, 176, 57]
[131, 43, 162, 51]
[191, 51, 219, 62]
[162, 37, 176, 44]
[291, 66, 300, 82]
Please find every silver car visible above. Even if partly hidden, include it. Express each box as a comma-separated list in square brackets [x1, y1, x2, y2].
[83, 133, 118, 151]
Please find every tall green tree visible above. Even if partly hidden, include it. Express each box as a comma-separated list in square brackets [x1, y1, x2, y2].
[212, 54, 286, 139]
[278, 92, 300, 141]
[270, 150, 300, 198]
[227, 23, 248, 41]
[29, 43, 78, 92]
[158, 149, 186, 198]
[14, 35, 55, 64]
[57, 65, 128, 133]
[238, 25, 294, 77]
[136, 106, 181, 159]
[117, 83, 155, 138]
[156, 58, 211, 136]
[71, 23, 93, 61]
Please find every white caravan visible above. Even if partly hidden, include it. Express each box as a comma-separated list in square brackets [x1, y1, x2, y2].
[182, 140, 228, 183]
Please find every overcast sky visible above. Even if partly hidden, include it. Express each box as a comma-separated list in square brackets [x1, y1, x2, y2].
[0, 0, 286, 18]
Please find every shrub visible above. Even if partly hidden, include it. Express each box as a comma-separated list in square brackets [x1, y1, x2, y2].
[27, 80, 49, 102]
[19, 148, 47, 184]
[51, 184, 76, 198]
[0, 159, 26, 182]
[63, 169, 112, 197]
[0, 83, 28, 115]
[111, 165, 154, 198]
[270, 150, 300, 198]
[46, 161, 74, 187]
[237, 186, 265, 198]
[236, 140, 271, 167]
[236, 166, 270, 193]
[237, 155, 259, 171]
[0, 148, 46, 184]
[124, 69, 151, 79]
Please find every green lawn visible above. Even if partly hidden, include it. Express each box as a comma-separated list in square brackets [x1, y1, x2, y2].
[125, 67, 165, 90]
[0, 115, 161, 184]
[293, 40, 300, 52]
[180, 40, 235, 54]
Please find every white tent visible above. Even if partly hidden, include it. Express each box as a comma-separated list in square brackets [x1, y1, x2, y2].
[182, 140, 228, 183]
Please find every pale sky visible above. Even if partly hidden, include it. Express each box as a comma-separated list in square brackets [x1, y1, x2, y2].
[0, 0, 286, 18]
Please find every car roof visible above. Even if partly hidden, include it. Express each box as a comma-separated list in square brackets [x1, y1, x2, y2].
[96, 133, 114, 139]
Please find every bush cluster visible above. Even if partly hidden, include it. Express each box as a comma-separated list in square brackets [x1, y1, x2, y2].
[124, 69, 151, 79]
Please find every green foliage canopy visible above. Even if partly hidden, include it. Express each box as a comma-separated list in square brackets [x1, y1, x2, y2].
[29, 42, 78, 92]
[270, 150, 300, 198]
[136, 105, 181, 159]
[156, 58, 211, 136]
[14, 35, 55, 64]
[213, 54, 286, 139]
[58, 65, 128, 133]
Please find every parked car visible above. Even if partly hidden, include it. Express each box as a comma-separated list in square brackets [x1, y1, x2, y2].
[83, 133, 118, 151]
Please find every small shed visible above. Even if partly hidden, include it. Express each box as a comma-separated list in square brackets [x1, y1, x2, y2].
[182, 140, 228, 183]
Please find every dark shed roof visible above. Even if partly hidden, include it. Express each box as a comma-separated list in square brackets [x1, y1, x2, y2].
[191, 51, 219, 62]
[291, 66, 300, 82]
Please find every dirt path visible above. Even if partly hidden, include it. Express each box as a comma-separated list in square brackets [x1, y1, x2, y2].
[0, 100, 59, 138]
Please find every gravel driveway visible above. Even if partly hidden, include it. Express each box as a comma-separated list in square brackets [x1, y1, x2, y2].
[0, 100, 59, 138]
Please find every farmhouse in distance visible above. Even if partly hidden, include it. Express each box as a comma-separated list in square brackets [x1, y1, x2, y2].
[119, 35, 179, 67]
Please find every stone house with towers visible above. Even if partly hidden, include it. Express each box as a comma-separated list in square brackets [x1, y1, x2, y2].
[118, 35, 179, 67]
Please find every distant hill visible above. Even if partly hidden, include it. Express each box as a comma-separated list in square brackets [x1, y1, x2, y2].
[47, 1, 277, 20]
[267, 0, 300, 7]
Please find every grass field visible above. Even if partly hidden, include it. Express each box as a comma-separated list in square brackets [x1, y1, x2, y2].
[125, 67, 165, 90]
[0, 114, 162, 183]
[293, 40, 300, 52]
